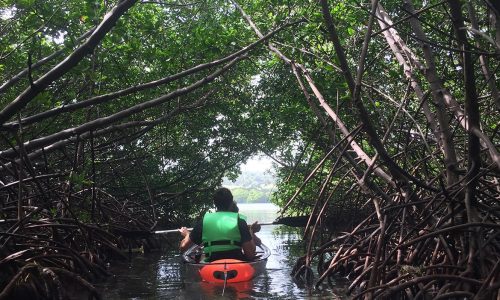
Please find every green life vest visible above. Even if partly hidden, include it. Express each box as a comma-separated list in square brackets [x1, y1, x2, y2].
[202, 211, 242, 256]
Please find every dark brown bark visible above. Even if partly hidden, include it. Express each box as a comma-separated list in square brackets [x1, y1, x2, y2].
[466, 3, 500, 111]
[447, 0, 482, 212]
[447, 0, 483, 278]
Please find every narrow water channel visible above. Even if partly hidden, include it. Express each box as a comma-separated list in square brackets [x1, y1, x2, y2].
[98, 203, 348, 299]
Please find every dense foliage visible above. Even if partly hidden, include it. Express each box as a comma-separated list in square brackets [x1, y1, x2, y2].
[0, 0, 499, 298]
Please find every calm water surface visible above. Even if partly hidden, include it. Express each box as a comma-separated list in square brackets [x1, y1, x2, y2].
[98, 203, 348, 299]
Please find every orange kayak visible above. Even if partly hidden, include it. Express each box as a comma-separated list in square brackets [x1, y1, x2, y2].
[182, 244, 271, 283]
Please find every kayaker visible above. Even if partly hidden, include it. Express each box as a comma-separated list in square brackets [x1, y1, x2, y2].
[179, 187, 260, 261]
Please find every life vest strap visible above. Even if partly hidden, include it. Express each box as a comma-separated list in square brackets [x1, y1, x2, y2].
[203, 240, 242, 247]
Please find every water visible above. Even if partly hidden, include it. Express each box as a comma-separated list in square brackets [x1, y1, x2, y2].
[98, 203, 348, 299]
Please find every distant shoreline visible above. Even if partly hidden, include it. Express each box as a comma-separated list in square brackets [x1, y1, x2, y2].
[238, 202, 278, 210]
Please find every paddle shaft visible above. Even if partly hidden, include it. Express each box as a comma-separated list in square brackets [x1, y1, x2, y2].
[153, 222, 282, 235]
[257, 222, 276, 226]
[154, 228, 192, 234]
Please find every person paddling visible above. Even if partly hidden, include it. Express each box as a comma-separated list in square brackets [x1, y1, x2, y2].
[179, 187, 260, 261]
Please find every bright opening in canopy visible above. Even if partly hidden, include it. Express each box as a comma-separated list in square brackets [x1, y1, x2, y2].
[223, 155, 276, 204]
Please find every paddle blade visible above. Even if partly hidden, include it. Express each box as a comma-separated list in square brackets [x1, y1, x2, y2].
[273, 216, 309, 227]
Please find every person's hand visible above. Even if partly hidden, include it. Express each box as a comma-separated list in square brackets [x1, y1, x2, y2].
[250, 221, 261, 233]
[179, 227, 190, 237]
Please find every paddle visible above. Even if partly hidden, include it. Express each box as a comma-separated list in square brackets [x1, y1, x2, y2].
[112, 215, 309, 237]
[271, 215, 309, 227]
[154, 228, 192, 235]
[153, 215, 308, 235]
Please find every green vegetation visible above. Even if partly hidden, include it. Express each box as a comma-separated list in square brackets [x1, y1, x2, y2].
[223, 168, 275, 203]
[0, 0, 499, 298]
[232, 187, 270, 203]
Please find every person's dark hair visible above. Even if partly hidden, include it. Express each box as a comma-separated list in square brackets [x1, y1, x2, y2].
[230, 201, 239, 213]
[213, 187, 233, 211]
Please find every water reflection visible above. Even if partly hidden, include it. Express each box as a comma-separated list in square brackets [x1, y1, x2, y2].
[98, 203, 347, 299]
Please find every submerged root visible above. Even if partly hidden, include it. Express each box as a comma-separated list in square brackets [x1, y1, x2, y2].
[306, 189, 500, 299]
[0, 190, 158, 298]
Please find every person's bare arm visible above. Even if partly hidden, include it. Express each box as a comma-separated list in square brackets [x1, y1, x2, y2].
[179, 227, 194, 252]
[251, 232, 262, 246]
[241, 239, 256, 260]
[249, 221, 262, 246]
